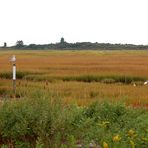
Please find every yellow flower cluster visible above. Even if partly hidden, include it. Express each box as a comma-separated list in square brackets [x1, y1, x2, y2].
[112, 135, 121, 142]
[103, 142, 109, 148]
[101, 128, 147, 148]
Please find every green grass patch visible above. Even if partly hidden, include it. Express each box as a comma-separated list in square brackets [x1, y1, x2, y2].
[62, 75, 147, 84]
[22, 74, 147, 84]
[0, 71, 42, 80]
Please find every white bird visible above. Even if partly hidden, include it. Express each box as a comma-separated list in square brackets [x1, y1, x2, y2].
[10, 55, 16, 62]
[144, 81, 148, 85]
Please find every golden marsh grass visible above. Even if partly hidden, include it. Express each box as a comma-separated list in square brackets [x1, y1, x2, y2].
[0, 50, 148, 106]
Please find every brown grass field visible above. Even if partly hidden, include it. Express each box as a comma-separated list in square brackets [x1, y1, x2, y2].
[0, 49, 148, 107]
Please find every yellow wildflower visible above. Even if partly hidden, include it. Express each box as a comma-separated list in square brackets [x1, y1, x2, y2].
[98, 121, 110, 128]
[130, 140, 135, 148]
[103, 141, 109, 148]
[112, 135, 121, 142]
[128, 129, 137, 138]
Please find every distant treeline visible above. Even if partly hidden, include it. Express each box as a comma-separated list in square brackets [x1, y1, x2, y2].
[1, 38, 148, 50]
[13, 43, 148, 50]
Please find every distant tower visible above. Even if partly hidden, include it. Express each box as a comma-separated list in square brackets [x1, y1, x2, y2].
[4, 42, 7, 48]
[60, 37, 65, 43]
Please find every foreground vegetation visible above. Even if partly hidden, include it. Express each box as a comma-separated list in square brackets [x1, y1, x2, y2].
[0, 92, 147, 148]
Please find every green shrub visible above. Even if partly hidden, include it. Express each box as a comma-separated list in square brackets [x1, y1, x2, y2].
[0, 93, 147, 147]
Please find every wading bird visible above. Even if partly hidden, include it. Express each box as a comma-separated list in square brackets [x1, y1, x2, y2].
[144, 81, 148, 85]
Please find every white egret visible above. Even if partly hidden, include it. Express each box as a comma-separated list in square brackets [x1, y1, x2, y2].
[144, 81, 148, 85]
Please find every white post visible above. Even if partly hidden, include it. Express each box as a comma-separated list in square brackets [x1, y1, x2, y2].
[10, 55, 16, 94]
[13, 63, 16, 93]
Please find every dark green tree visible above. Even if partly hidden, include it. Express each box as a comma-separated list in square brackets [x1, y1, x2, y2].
[16, 40, 24, 48]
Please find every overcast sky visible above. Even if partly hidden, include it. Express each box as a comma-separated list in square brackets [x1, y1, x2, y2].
[0, 0, 148, 46]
